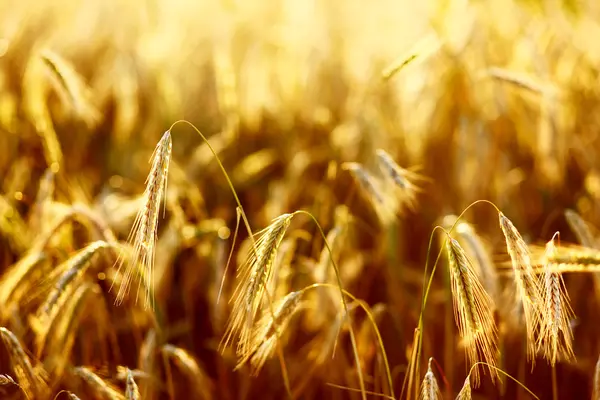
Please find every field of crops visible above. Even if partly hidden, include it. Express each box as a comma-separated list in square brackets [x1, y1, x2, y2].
[1, 1, 600, 399]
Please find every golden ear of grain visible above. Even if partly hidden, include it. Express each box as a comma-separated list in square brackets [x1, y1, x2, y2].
[456, 376, 472, 400]
[342, 162, 397, 224]
[0, 251, 47, 319]
[126, 368, 140, 400]
[419, 359, 441, 400]
[536, 233, 576, 366]
[446, 235, 499, 386]
[72, 367, 125, 400]
[442, 215, 499, 305]
[162, 345, 213, 400]
[113, 130, 172, 309]
[40, 49, 101, 128]
[498, 212, 543, 361]
[375, 149, 425, 212]
[235, 290, 304, 375]
[0, 327, 48, 399]
[0, 374, 15, 385]
[221, 213, 294, 356]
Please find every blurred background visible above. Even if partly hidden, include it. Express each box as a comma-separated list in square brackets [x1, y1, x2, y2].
[1, 0, 600, 398]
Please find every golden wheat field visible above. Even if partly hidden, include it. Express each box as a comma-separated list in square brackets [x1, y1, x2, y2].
[2, 0, 600, 399]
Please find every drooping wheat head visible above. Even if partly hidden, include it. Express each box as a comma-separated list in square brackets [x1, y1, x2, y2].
[235, 290, 304, 375]
[375, 148, 425, 213]
[113, 130, 172, 309]
[342, 162, 397, 224]
[442, 215, 499, 305]
[446, 234, 499, 385]
[537, 233, 575, 366]
[498, 212, 543, 361]
[221, 213, 294, 357]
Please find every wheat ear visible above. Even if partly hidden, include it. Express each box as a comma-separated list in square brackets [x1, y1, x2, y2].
[162, 344, 213, 400]
[498, 212, 543, 361]
[446, 234, 499, 386]
[537, 233, 575, 366]
[113, 130, 172, 309]
[72, 367, 125, 400]
[126, 368, 140, 400]
[0, 327, 47, 399]
[236, 290, 304, 374]
[375, 149, 425, 212]
[221, 213, 293, 357]
[419, 358, 441, 400]
[455, 377, 472, 400]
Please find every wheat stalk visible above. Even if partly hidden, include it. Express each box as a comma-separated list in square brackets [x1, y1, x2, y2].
[113, 130, 172, 309]
[419, 358, 441, 400]
[537, 233, 575, 366]
[446, 234, 499, 385]
[221, 213, 293, 357]
[498, 212, 543, 361]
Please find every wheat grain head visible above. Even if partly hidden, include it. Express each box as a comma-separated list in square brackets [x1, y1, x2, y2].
[537, 233, 575, 366]
[221, 213, 293, 357]
[235, 290, 304, 375]
[0, 327, 47, 399]
[419, 358, 441, 400]
[113, 130, 172, 309]
[446, 235, 499, 386]
[125, 368, 140, 400]
[498, 212, 543, 361]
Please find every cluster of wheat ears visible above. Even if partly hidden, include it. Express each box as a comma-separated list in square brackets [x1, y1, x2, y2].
[2, 115, 599, 399]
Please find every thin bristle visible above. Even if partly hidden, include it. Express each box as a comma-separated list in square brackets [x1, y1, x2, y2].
[537, 233, 575, 366]
[446, 235, 499, 386]
[113, 130, 172, 309]
[499, 212, 543, 361]
[221, 213, 293, 357]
